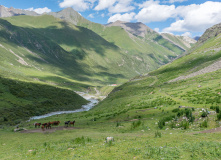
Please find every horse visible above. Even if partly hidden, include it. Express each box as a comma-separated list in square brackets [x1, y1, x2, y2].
[50, 121, 60, 126]
[69, 120, 75, 126]
[34, 123, 41, 128]
[41, 124, 45, 131]
[46, 122, 51, 129]
[65, 121, 70, 127]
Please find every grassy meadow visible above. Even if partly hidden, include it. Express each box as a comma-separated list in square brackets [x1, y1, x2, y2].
[0, 13, 221, 160]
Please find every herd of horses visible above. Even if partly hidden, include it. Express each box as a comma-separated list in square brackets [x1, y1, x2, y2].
[34, 120, 75, 131]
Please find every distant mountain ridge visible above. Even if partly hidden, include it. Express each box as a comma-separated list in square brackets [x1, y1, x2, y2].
[161, 33, 196, 51]
[106, 20, 154, 38]
[0, 5, 38, 17]
[47, 7, 89, 25]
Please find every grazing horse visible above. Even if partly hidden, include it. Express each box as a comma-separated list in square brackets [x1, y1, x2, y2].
[46, 122, 51, 129]
[69, 120, 75, 126]
[41, 124, 45, 131]
[35, 123, 41, 128]
[65, 121, 70, 127]
[50, 121, 60, 126]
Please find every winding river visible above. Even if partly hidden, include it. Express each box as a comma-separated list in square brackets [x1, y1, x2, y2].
[29, 92, 100, 120]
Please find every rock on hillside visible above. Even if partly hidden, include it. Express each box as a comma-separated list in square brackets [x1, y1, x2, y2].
[107, 20, 154, 38]
[0, 5, 38, 17]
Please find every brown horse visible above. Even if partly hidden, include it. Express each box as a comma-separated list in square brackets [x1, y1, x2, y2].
[41, 124, 45, 131]
[69, 120, 75, 126]
[50, 121, 60, 126]
[46, 122, 51, 129]
[34, 123, 41, 128]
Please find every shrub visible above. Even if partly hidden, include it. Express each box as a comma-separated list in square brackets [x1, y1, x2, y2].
[131, 120, 142, 129]
[154, 130, 162, 138]
[200, 120, 208, 128]
[181, 120, 189, 129]
[158, 120, 165, 129]
[172, 108, 180, 113]
[216, 106, 220, 113]
[217, 112, 221, 120]
[170, 121, 176, 128]
[201, 111, 208, 117]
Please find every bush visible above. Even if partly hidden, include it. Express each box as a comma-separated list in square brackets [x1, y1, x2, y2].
[181, 120, 189, 129]
[217, 112, 221, 120]
[131, 120, 142, 129]
[158, 120, 165, 129]
[172, 108, 180, 113]
[201, 111, 208, 117]
[200, 120, 208, 128]
[154, 130, 162, 138]
[216, 106, 220, 113]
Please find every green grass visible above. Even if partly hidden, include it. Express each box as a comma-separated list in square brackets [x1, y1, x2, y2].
[0, 77, 88, 125]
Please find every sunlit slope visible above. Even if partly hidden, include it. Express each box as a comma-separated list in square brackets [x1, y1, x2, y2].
[91, 23, 221, 117]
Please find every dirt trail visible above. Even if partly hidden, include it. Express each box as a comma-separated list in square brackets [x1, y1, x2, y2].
[197, 127, 221, 134]
[20, 126, 80, 133]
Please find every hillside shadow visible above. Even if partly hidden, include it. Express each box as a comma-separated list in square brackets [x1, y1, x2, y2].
[0, 18, 126, 83]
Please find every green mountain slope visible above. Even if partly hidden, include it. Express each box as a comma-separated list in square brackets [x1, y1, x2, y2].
[48, 8, 186, 69]
[90, 22, 221, 121]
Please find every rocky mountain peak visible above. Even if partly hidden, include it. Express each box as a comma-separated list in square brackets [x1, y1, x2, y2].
[107, 20, 154, 38]
[0, 5, 38, 17]
[47, 7, 87, 25]
[198, 22, 221, 43]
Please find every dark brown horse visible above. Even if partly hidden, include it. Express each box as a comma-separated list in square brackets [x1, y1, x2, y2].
[34, 123, 41, 128]
[46, 122, 51, 129]
[50, 121, 60, 126]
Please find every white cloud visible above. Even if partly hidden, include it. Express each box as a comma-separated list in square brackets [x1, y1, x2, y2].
[135, 1, 175, 23]
[181, 32, 192, 37]
[94, 0, 117, 11]
[26, 7, 51, 14]
[101, 13, 105, 17]
[95, 0, 134, 13]
[109, 0, 135, 13]
[59, 0, 94, 11]
[163, 1, 221, 32]
[164, 0, 187, 3]
[107, 12, 135, 23]
[154, 28, 160, 32]
[88, 13, 94, 18]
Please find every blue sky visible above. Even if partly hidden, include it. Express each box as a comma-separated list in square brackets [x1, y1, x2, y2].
[1, 0, 221, 37]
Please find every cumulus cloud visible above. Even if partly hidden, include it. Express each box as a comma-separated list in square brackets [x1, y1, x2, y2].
[154, 28, 160, 32]
[163, 1, 221, 32]
[135, 1, 175, 23]
[94, 0, 117, 11]
[164, 0, 187, 3]
[95, 0, 134, 13]
[107, 12, 135, 23]
[88, 13, 94, 18]
[59, 0, 95, 11]
[109, 0, 135, 13]
[26, 7, 51, 14]
[181, 32, 192, 37]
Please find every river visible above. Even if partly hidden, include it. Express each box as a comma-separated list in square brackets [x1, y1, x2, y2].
[29, 92, 101, 120]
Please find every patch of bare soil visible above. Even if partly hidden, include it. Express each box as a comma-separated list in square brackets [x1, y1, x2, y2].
[197, 127, 221, 134]
[20, 126, 80, 133]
